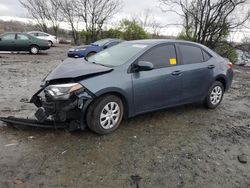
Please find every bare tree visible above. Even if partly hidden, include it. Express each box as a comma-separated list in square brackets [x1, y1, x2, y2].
[44, 0, 62, 38]
[19, 0, 49, 32]
[160, 0, 250, 48]
[131, 9, 163, 37]
[19, 0, 63, 37]
[76, 0, 123, 43]
[58, 0, 80, 45]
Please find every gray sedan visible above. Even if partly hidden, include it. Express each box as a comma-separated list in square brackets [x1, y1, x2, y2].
[31, 39, 234, 134]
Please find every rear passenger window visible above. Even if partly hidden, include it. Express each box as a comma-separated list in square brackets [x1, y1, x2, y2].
[179, 44, 203, 64]
[17, 34, 29, 40]
[139, 44, 177, 69]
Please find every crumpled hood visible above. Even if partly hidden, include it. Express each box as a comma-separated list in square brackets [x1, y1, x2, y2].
[45, 58, 113, 81]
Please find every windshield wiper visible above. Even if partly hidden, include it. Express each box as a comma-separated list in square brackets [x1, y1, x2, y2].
[90, 61, 107, 67]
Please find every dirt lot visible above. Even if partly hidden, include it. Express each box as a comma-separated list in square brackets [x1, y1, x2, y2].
[0, 45, 250, 188]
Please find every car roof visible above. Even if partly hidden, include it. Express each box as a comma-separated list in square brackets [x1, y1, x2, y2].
[126, 39, 200, 45]
[28, 31, 45, 33]
[125, 39, 218, 57]
[102, 38, 124, 42]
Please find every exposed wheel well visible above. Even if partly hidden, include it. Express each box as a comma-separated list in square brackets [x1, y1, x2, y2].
[215, 77, 226, 90]
[87, 92, 129, 119]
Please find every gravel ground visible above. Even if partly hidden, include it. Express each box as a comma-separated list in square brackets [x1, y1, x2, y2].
[0, 45, 250, 188]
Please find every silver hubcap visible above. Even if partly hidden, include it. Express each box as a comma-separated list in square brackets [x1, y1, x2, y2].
[210, 86, 223, 105]
[31, 47, 38, 54]
[100, 102, 120, 129]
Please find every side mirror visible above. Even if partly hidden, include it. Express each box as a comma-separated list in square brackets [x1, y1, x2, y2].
[103, 45, 108, 49]
[133, 61, 154, 72]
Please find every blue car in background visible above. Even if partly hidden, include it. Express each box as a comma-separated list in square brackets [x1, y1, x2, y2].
[68, 38, 124, 58]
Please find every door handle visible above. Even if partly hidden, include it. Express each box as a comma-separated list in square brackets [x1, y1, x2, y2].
[208, 65, 216, 69]
[172, 70, 182, 76]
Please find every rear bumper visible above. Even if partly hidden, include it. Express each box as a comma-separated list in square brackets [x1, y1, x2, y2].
[225, 68, 234, 91]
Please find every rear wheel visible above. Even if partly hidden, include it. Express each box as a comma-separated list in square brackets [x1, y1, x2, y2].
[48, 41, 53, 47]
[30, 45, 39, 54]
[205, 81, 224, 109]
[86, 95, 124, 135]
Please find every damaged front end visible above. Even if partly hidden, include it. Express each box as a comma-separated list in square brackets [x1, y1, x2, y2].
[1, 58, 113, 130]
[30, 81, 95, 130]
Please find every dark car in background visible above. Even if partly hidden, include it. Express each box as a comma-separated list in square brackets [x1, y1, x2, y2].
[0, 32, 50, 54]
[32, 39, 233, 135]
[67, 38, 124, 58]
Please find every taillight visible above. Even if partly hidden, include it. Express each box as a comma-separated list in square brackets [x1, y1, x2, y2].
[228, 62, 233, 68]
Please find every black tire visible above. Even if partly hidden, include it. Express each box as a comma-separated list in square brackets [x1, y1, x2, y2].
[205, 81, 224, 109]
[48, 41, 53, 47]
[29, 45, 39, 54]
[86, 95, 124, 135]
[86, 52, 96, 58]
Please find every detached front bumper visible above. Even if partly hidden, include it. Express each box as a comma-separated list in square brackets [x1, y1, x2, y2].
[30, 86, 95, 130]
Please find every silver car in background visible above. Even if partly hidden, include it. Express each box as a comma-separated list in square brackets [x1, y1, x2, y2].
[28, 31, 58, 47]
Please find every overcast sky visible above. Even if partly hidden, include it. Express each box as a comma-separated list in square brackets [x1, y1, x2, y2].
[0, 0, 173, 21]
[0, 0, 182, 35]
[0, 0, 248, 40]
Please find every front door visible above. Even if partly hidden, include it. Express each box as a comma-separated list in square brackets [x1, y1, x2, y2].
[132, 44, 183, 114]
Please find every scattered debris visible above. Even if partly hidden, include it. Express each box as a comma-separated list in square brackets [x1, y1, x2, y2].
[28, 136, 34, 139]
[238, 154, 247, 164]
[5, 143, 18, 147]
[8, 68, 18, 73]
[20, 98, 29, 103]
[61, 150, 67, 155]
[130, 175, 142, 188]
[14, 179, 25, 185]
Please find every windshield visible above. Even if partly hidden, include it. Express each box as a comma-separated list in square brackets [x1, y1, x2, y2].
[92, 39, 112, 46]
[87, 43, 148, 67]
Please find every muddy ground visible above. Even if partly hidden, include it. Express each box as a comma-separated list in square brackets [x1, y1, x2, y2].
[0, 45, 249, 188]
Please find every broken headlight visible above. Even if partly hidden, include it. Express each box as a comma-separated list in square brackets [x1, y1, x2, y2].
[45, 83, 83, 100]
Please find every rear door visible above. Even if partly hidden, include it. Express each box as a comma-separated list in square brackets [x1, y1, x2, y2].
[132, 44, 183, 114]
[177, 43, 214, 103]
[0, 33, 16, 51]
[15, 34, 31, 51]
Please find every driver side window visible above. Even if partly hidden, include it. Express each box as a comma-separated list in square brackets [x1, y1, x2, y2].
[139, 44, 177, 69]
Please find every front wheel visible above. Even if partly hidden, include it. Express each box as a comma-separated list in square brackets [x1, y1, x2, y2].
[205, 81, 224, 109]
[86, 95, 124, 135]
